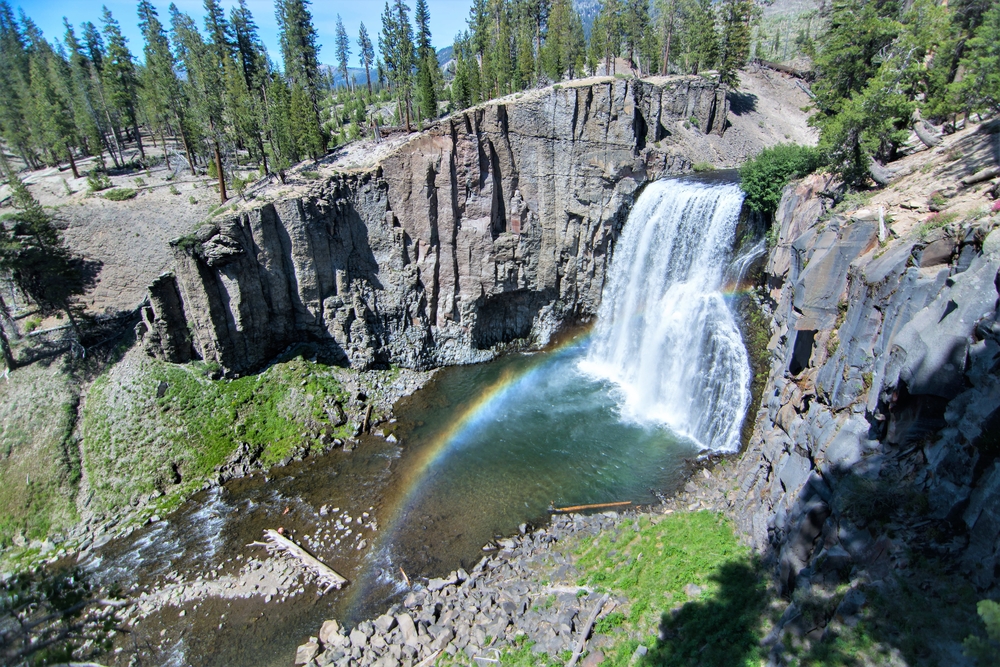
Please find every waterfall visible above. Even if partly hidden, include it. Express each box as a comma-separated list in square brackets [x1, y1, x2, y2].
[582, 178, 751, 453]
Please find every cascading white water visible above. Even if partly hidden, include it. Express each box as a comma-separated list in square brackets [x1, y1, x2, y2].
[582, 178, 751, 453]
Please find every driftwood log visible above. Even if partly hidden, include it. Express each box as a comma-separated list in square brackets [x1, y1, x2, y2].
[552, 501, 632, 513]
[252, 529, 347, 592]
[565, 593, 611, 667]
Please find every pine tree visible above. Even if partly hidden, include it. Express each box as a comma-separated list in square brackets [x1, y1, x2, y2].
[0, 3, 34, 167]
[684, 0, 720, 75]
[137, 0, 195, 173]
[622, 0, 651, 73]
[275, 0, 323, 151]
[380, 1, 416, 131]
[415, 0, 437, 120]
[333, 15, 351, 91]
[62, 20, 104, 161]
[358, 22, 375, 94]
[81, 19, 124, 167]
[951, 1, 1000, 115]
[656, 0, 681, 75]
[229, 1, 271, 174]
[290, 82, 323, 158]
[0, 171, 88, 339]
[539, 0, 584, 81]
[101, 7, 144, 160]
[717, 0, 758, 87]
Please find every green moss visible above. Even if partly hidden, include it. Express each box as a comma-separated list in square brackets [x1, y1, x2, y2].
[80, 354, 351, 517]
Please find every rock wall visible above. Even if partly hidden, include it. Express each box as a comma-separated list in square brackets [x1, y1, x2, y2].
[730, 173, 1000, 598]
[143, 77, 730, 374]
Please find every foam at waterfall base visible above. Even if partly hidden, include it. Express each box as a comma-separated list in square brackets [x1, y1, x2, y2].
[583, 177, 751, 453]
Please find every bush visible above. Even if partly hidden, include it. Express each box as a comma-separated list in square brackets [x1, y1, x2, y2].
[103, 188, 137, 201]
[739, 143, 823, 215]
[692, 161, 714, 172]
[964, 600, 1000, 665]
[169, 185, 180, 195]
[86, 170, 112, 192]
[23, 316, 42, 333]
[301, 170, 320, 180]
[188, 195, 198, 205]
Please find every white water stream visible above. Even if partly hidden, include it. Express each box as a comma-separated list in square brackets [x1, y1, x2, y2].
[582, 178, 752, 453]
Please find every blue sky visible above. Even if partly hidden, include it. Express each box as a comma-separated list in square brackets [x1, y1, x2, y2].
[14, 0, 472, 66]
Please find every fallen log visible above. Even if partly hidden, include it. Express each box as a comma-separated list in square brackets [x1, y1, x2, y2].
[552, 501, 632, 513]
[912, 119, 942, 148]
[252, 529, 347, 592]
[961, 166, 1000, 187]
[566, 593, 611, 667]
[869, 158, 893, 187]
[753, 58, 814, 81]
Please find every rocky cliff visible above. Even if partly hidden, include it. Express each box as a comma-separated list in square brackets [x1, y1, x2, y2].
[729, 119, 1000, 621]
[140, 74, 810, 375]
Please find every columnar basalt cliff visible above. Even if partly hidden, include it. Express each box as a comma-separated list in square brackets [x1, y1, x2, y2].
[728, 122, 1000, 613]
[140, 77, 747, 374]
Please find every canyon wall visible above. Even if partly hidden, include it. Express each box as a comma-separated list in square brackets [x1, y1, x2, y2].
[730, 166, 1000, 605]
[140, 77, 739, 374]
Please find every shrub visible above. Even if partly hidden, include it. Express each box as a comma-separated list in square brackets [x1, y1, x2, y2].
[103, 188, 137, 201]
[188, 195, 198, 205]
[301, 170, 320, 180]
[134, 177, 146, 187]
[739, 143, 823, 215]
[169, 185, 180, 195]
[689, 115, 700, 128]
[692, 161, 714, 172]
[964, 600, 1000, 665]
[86, 170, 112, 192]
[23, 316, 42, 333]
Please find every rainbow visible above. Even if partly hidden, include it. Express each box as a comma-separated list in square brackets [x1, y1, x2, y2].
[342, 331, 590, 616]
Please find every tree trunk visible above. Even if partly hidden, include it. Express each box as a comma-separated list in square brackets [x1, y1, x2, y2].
[161, 132, 169, 167]
[214, 142, 227, 204]
[0, 292, 17, 371]
[66, 147, 79, 179]
[174, 113, 196, 176]
[662, 19, 674, 75]
[132, 119, 145, 161]
[365, 64, 372, 95]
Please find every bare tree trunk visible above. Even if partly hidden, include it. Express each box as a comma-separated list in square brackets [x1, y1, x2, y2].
[132, 119, 145, 161]
[0, 292, 17, 371]
[214, 142, 227, 204]
[66, 147, 79, 179]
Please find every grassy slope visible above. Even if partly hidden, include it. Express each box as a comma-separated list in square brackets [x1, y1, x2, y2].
[80, 350, 353, 519]
[0, 358, 80, 547]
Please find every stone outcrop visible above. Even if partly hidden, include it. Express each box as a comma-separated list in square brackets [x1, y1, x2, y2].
[730, 172, 1000, 601]
[142, 77, 734, 374]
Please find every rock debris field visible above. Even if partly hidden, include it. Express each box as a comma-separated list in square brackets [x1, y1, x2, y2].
[296, 511, 635, 667]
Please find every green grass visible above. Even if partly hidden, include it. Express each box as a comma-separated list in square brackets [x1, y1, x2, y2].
[0, 359, 80, 549]
[81, 353, 351, 517]
[916, 211, 959, 240]
[102, 188, 137, 201]
[301, 170, 320, 180]
[569, 512, 768, 667]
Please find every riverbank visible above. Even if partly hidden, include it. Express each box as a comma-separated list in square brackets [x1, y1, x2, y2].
[0, 345, 434, 573]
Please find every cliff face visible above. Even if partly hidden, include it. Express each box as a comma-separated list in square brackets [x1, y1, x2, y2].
[731, 134, 1000, 608]
[142, 77, 734, 373]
